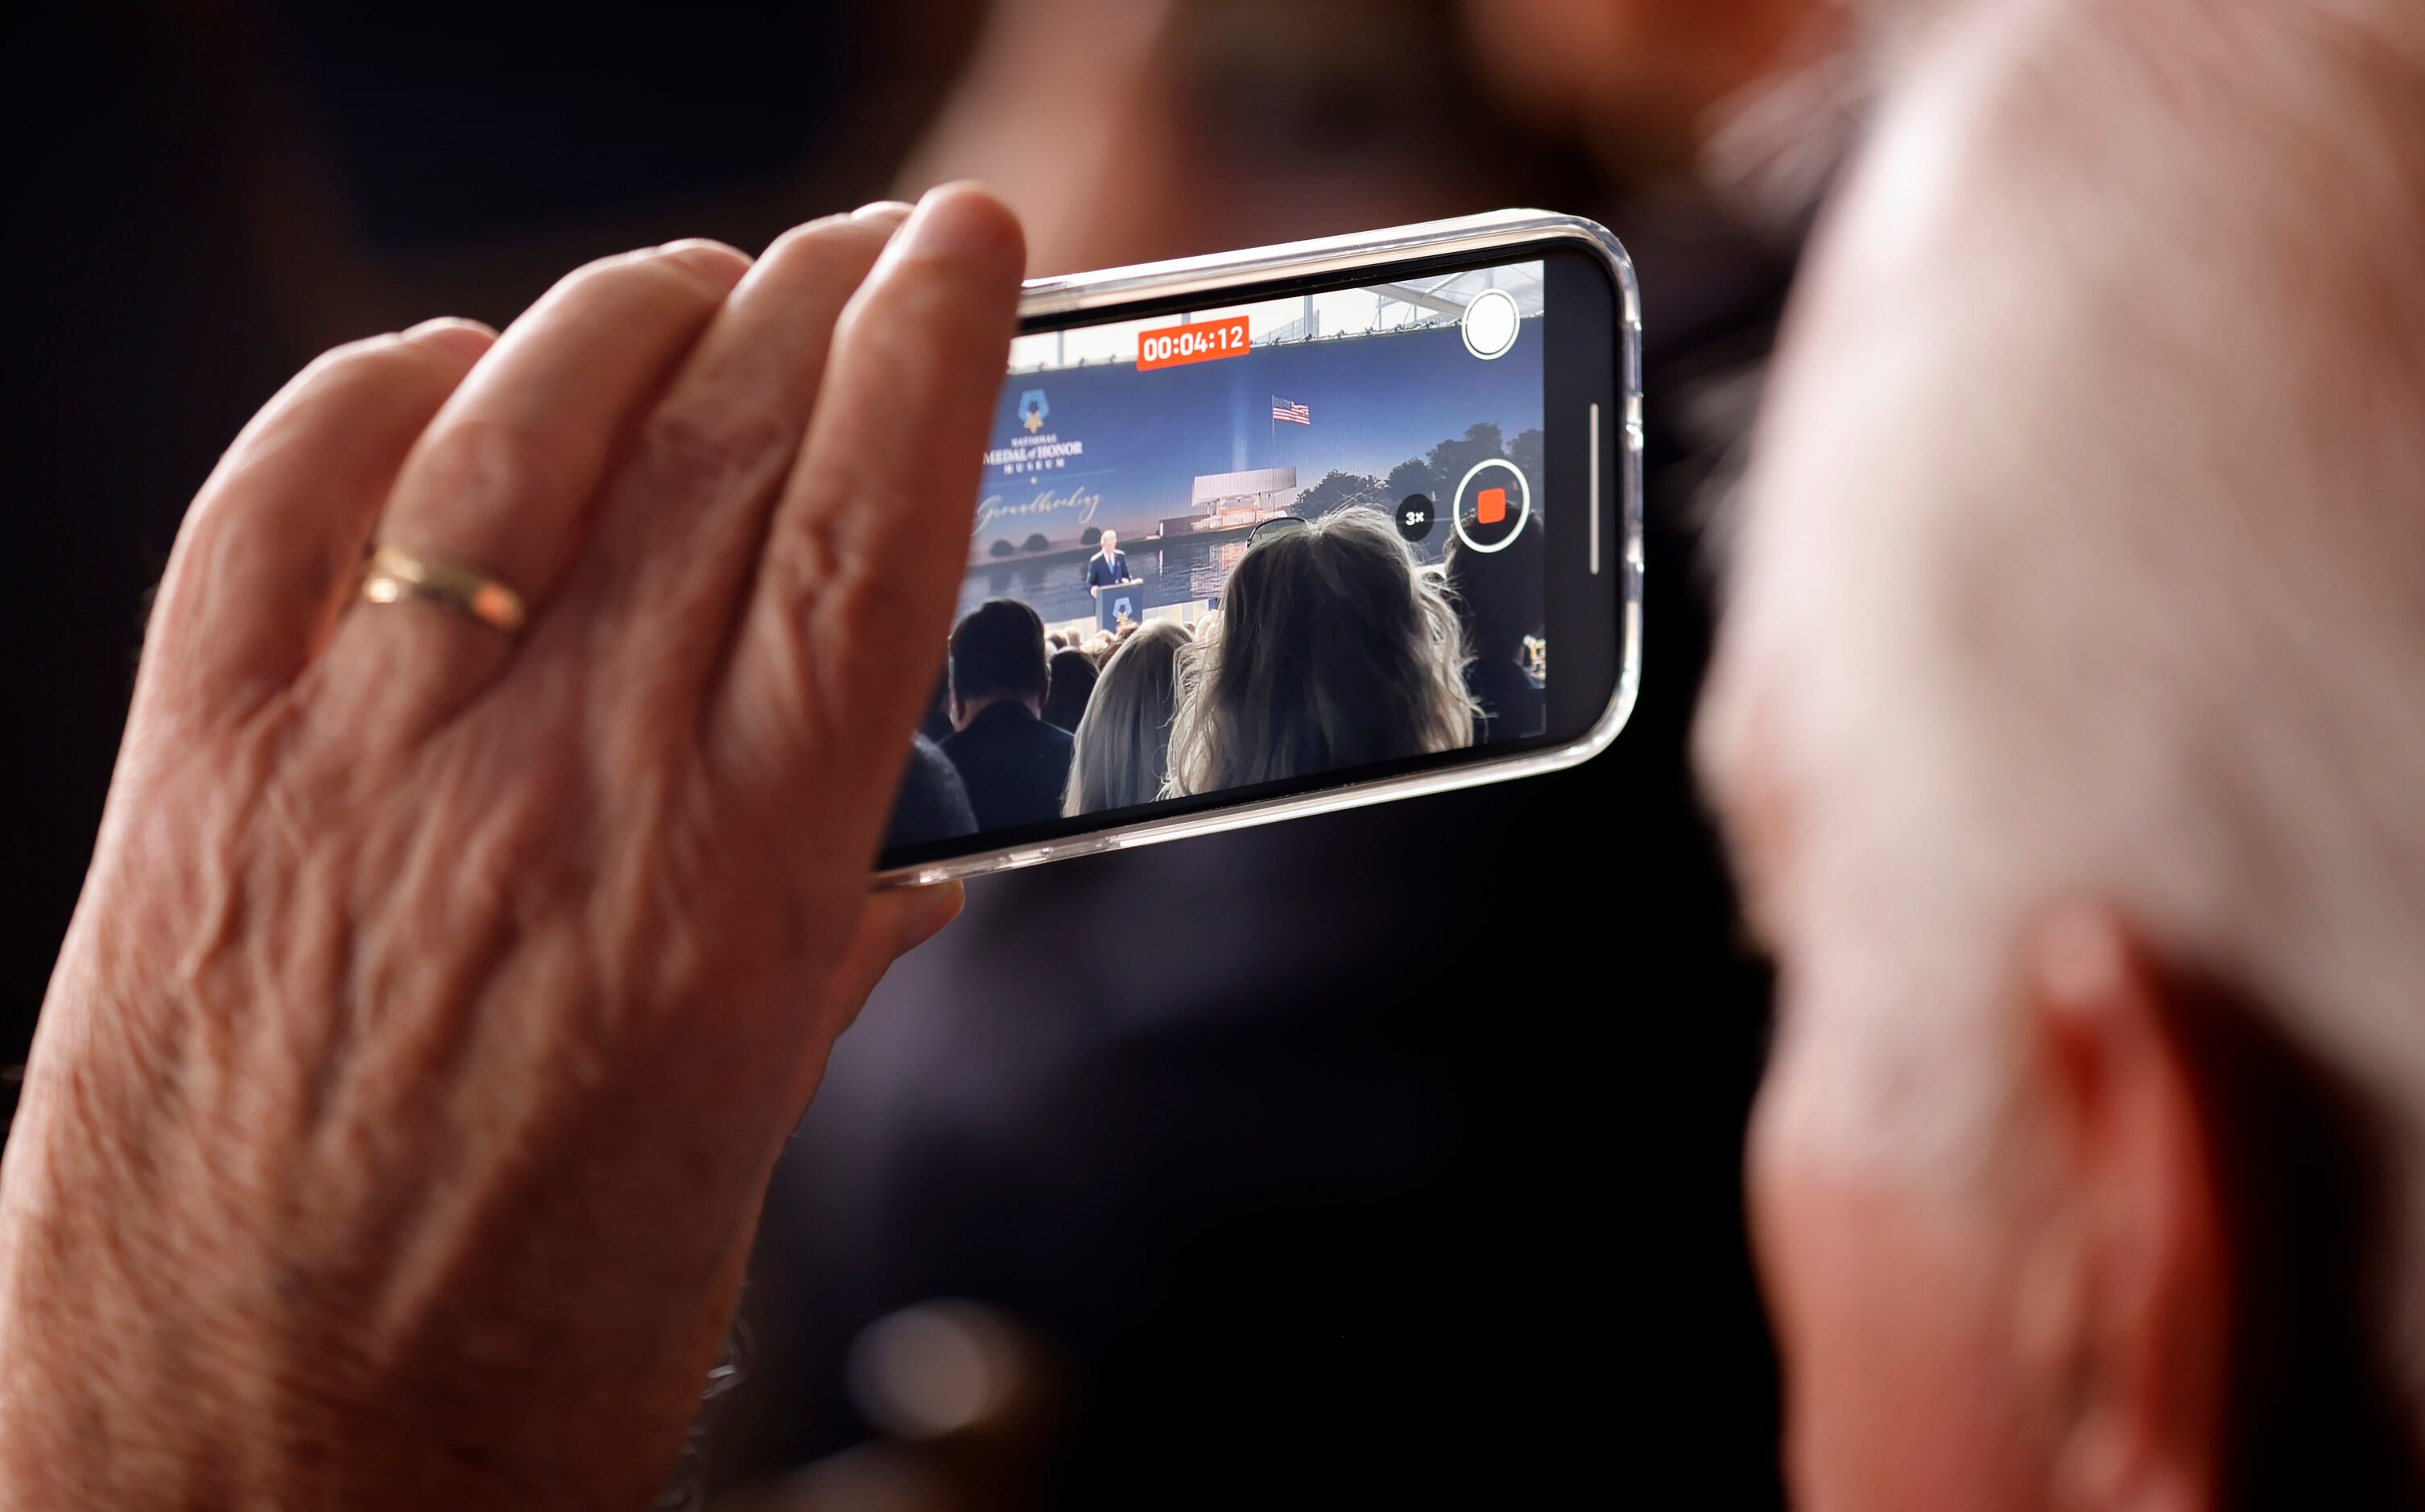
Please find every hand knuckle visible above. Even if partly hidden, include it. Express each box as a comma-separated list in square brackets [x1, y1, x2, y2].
[634, 250, 739, 303]
[794, 479, 927, 633]
[556, 248, 651, 297]
[639, 404, 791, 508]
[838, 278, 971, 383]
[297, 333, 399, 382]
[759, 511, 923, 751]
[763, 499, 849, 623]
[416, 416, 567, 517]
[539, 260, 625, 321]
[762, 214, 890, 275]
[830, 556, 929, 646]
[758, 217, 843, 269]
[293, 333, 457, 405]
[547, 250, 719, 320]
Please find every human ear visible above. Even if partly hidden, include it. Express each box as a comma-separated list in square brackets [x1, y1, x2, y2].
[2017, 909, 2231, 1512]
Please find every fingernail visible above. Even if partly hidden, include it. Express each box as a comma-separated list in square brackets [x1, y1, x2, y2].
[852, 200, 915, 221]
[887, 183, 1022, 268]
[401, 316, 497, 361]
[656, 238, 754, 285]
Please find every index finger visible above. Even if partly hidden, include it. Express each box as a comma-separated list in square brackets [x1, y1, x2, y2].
[713, 184, 1024, 843]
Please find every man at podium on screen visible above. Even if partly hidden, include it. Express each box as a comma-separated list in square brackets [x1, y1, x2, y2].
[1084, 528, 1130, 600]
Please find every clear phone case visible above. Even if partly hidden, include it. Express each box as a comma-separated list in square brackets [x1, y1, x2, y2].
[878, 209, 1643, 888]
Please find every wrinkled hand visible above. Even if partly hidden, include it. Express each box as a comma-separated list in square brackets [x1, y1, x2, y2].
[0, 187, 1023, 1510]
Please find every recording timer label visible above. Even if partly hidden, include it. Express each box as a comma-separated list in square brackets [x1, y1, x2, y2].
[1136, 315, 1251, 372]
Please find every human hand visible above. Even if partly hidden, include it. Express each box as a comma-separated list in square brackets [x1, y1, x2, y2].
[0, 186, 1022, 1510]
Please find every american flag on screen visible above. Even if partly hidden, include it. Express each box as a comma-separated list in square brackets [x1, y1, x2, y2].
[1270, 397, 1312, 425]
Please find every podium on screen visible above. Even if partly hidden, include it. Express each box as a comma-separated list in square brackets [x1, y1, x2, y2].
[1096, 581, 1145, 633]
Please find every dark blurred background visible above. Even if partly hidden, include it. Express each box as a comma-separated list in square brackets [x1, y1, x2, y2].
[8, 1, 1837, 1504]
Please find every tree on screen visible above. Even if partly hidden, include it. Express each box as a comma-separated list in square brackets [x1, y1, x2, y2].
[1425, 423, 1507, 498]
[1294, 469, 1385, 519]
[1270, 428, 1534, 535]
[1021, 533, 1052, 553]
[988, 539, 1017, 559]
[1080, 526, 1102, 546]
[1509, 428, 1544, 493]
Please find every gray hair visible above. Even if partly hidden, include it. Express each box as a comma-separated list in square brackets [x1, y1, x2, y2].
[1699, 0, 2425, 1411]
[1166, 507, 1473, 795]
[1065, 618, 1192, 816]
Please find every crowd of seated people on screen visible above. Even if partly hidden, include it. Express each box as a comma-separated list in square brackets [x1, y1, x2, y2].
[883, 505, 1547, 853]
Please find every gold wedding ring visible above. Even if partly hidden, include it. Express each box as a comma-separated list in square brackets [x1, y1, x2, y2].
[358, 542, 527, 636]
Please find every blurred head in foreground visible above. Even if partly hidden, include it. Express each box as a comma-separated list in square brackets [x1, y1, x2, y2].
[1167, 508, 1472, 794]
[1697, 2, 2425, 1506]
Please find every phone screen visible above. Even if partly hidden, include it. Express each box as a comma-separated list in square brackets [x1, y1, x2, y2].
[882, 244, 1621, 874]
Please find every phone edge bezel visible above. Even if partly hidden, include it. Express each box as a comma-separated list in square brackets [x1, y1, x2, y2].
[874, 208, 1645, 890]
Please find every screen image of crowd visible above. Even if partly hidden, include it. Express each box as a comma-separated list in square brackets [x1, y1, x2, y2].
[885, 264, 1553, 853]
[885, 492, 1549, 852]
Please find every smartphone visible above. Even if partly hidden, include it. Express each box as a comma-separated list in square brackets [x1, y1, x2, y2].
[878, 209, 1642, 886]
